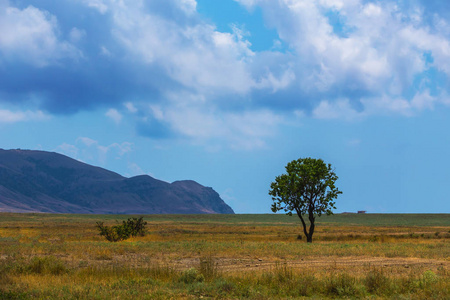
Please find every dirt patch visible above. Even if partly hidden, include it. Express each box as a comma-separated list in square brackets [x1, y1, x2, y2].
[167, 255, 449, 275]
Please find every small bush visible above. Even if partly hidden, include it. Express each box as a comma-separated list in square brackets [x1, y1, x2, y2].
[0, 290, 29, 300]
[179, 268, 205, 284]
[419, 270, 438, 287]
[273, 262, 294, 284]
[96, 222, 125, 242]
[96, 217, 147, 242]
[214, 278, 236, 294]
[365, 267, 392, 295]
[199, 255, 219, 281]
[124, 217, 147, 237]
[30, 256, 67, 275]
[326, 273, 359, 297]
[146, 264, 176, 280]
[11, 256, 68, 275]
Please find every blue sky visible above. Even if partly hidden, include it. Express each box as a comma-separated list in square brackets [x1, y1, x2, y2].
[1, 0, 450, 213]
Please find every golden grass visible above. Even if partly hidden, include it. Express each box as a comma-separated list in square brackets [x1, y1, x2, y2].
[0, 213, 448, 299]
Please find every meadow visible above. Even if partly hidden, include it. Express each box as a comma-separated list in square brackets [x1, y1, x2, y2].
[0, 213, 449, 299]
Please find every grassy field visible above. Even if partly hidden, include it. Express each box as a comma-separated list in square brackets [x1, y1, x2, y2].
[0, 213, 449, 299]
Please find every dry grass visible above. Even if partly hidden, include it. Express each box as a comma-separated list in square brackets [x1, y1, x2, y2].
[0, 213, 449, 299]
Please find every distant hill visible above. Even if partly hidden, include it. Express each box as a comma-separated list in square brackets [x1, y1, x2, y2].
[0, 149, 234, 214]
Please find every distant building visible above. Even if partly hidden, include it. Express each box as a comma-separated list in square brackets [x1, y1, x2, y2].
[357, 210, 366, 214]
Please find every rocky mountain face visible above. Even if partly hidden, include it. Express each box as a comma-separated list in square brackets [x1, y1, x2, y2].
[0, 149, 234, 214]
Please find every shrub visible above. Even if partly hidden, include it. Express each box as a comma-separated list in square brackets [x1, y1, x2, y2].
[179, 268, 205, 284]
[27, 256, 67, 275]
[365, 268, 392, 295]
[10, 256, 68, 275]
[326, 273, 359, 297]
[214, 278, 236, 294]
[199, 255, 219, 281]
[124, 217, 147, 237]
[419, 270, 438, 288]
[273, 262, 294, 284]
[96, 217, 147, 242]
[96, 222, 126, 242]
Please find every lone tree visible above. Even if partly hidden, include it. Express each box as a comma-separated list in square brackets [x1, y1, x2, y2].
[269, 158, 342, 243]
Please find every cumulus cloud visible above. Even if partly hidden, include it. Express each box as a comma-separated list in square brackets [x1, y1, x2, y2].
[2, 0, 450, 149]
[0, 0, 80, 67]
[251, 0, 448, 113]
[110, 2, 256, 95]
[126, 162, 146, 177]
[105, 108, 122, 124]
[56, 143, 79, 158]
[82, 0, 108, 14]
[313, 99, 363, 120]
[124, 102, 138, 113]
[133, 97, 282, 149]
[0, 108, 48, 123]
[57, 137, 133, 166]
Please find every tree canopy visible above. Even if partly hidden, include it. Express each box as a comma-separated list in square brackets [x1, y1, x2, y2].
[269, 157, 342, 242]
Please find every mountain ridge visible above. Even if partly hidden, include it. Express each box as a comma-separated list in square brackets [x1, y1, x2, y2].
[0, 149, 234, 214]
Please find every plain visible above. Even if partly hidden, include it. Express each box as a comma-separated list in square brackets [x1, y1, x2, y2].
[0, 213, 449, 299]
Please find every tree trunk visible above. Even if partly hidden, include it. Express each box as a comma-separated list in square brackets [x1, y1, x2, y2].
[307, 213, 315, 243]
[296, 211, 308, 237]
[296, 210, 315, 243]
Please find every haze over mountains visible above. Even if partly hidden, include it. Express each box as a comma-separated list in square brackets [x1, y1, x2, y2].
[0, 149, 234, 214]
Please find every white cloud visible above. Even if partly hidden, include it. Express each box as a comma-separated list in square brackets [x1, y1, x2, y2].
[109, 142, 133, 156]
[105, 108, 122, 124]
[361, 95, 413, 116]
[124, 102, 137, 113]
[104, 1, 261, 96]
[3, 0, 450, 150]
[100, 45, 112, 57]
[235, 0, 450, 118]
[100, 0, 450, 146]
[0, 108, 48, 123]
[58, 137, 134, 166]
[411, 90, 436, 111]
[69, 27, 86, 43]
[179, 0, 197, 14]
[127, 162, 145, 177]
[0, 1, 80, 66]
[56, 143, 79, 158]
[77, 137, 97, 147]
[162, 104, 282, 150]
[77, 137, 132, 155]
[313, 99, 362, 120]
[82, 0, 108, 14]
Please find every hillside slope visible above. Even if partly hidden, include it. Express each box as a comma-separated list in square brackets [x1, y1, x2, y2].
[0, 149, 234, 214]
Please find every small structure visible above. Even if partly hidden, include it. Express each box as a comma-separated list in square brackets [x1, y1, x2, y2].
[357, 210, 366, 214]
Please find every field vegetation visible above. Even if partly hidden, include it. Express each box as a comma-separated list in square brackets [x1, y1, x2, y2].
[0, 213, 449, 299]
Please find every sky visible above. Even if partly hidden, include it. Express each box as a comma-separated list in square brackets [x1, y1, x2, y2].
[1, 0, 450, 213]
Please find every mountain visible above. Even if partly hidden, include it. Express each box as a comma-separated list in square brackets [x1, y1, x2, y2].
[0, 149, 234, 214]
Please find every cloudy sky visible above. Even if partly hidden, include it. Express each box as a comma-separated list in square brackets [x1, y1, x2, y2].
[1, 0, 450, 213]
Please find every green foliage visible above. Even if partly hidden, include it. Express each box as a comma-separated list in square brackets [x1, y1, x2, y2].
[213, 278, 236, 295]
[198, 255, 219, 281]
[96, 217, 147, 242]
[25, 256, 67, 275]
[269, 157, 341, 242]
[270, 157, 341, 216]
[326, 273, 359, 297]
[364, 267, 392, 295]
[0, 290, 28, 300]
[2, 256, 68, 276]
[419, 270, 438, 288]
[179, 268, 205, 284]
